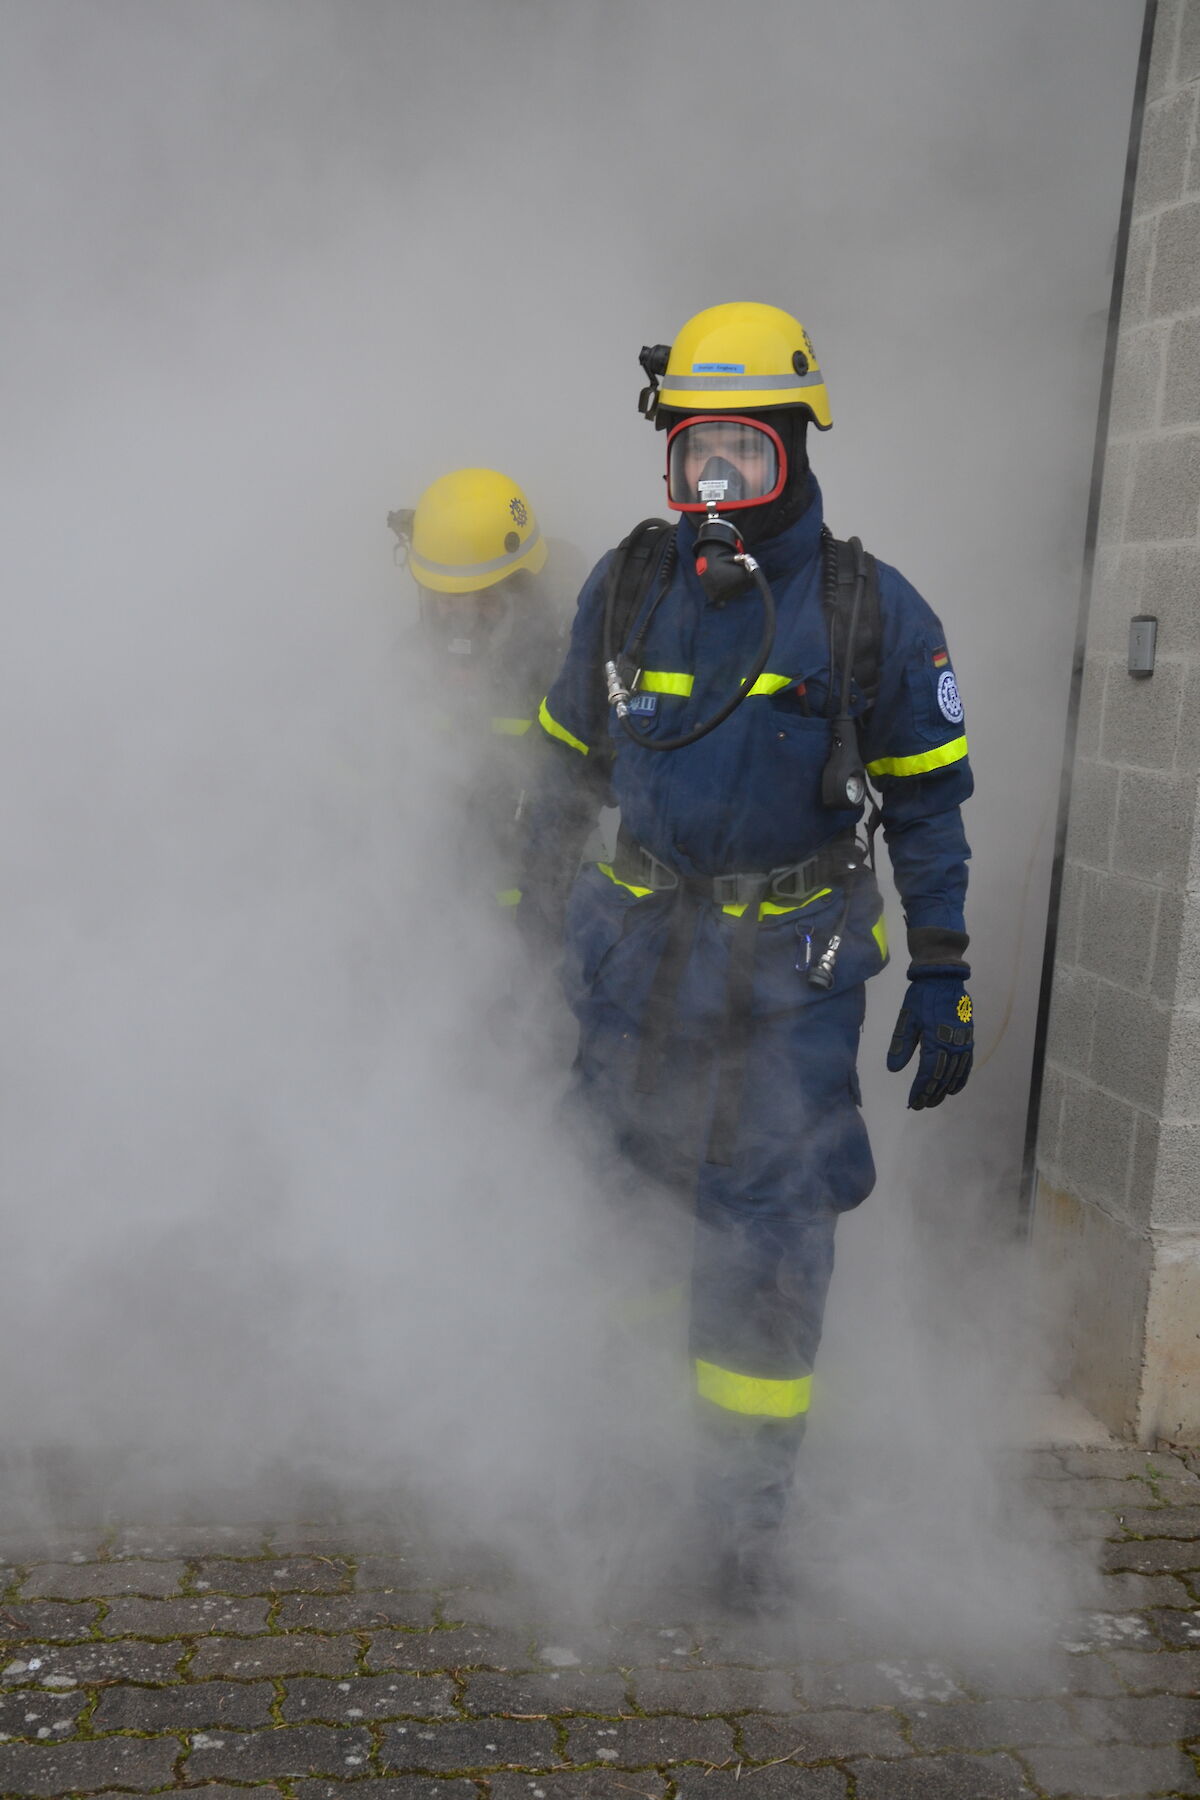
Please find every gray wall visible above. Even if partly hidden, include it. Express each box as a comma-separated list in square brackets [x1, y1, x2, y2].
[1035, 0, 1200, 1443]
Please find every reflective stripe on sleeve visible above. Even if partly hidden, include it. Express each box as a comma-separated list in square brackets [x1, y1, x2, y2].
[491, 717, 532, 736]
[866, 735, 969, 779]
[537, 697, 589, 756]
[695, 1358, 813, 1419]
[495, 888, 521, 907]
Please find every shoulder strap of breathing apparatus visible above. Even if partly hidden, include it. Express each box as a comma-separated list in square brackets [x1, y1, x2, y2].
[604, 520, 882, 776]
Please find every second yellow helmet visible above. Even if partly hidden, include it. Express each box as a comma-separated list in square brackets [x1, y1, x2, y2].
[409, 468, 548, 595]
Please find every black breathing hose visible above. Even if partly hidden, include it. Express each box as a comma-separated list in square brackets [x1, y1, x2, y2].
[603, 542, 777, 754]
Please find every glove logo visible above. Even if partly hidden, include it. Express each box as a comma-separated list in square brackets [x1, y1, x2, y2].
[509, 497, 529, 527]
[957, 993, 972, 1022]
[937, 669, 964, 724]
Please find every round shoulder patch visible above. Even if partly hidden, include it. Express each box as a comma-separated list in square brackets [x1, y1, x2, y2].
[937, 668, 964, 724]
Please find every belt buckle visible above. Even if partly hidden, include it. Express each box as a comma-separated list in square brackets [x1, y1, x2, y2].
[769, 857, 818, 903]
[641, 850, 679, 892]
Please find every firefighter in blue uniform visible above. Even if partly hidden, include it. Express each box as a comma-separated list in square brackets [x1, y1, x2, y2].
[517, 303, 974, 1614]
[388, 467, 564, 910]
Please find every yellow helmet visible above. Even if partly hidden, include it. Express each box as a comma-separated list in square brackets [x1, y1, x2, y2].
[408, 468, 548, 595]
[639, 302, 832, 430]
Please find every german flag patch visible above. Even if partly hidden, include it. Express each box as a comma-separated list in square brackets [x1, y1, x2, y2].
[932, 647, 949, 668]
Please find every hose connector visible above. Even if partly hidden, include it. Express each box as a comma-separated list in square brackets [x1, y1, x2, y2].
[808, 931, 843, 991]
[604, 658, 632, 718]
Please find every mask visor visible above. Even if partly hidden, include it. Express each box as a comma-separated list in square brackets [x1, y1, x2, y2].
[665, 414, 786, 512]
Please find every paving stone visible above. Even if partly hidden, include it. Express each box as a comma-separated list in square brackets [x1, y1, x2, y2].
[954, 1651, 1128, 1699]
[1094, 1570, 1197, 1610]
[1145, 1604, 1200, 1646]
[297, 1784, 477, 1800]
[111, 1523, 270, 1557]
[738, 1709, 909, 1761]
[1146, 1476, 1200, 1503]
[0, 1688, 87, 1737]
[905, 1697, 1082, 1750]
[1, 1638, 182, 1685]
[1023, 1740, 1200, 1795]
[1104, 1645, 1200, 1692]
[381, 1717, 561, 1771]
[1114, 1505, 1200, 1537]
[123, 1789, 281, 1800]
[283, 1673, 456, 1721]
[585, 1622, 703, 1668]
[798, 1659, 968, 1707]
[492, 1780, 666, 1800]
[1060, 1450, 1174, 1479]
[91, 1677, 275, 1730]
[852, 1755, 1034, 1799]
[668, 1771, 845, 1800]
[1029, 1478, 1153, 1510]
[628, 1665, 798, 1714]
[1103, 1536, 1200, 1573]
[185, 1722, 374, 1780]
[0, 1531, 109, 1565]
[353, 1553, 445, 1591]
[192, 1555, 353, 1594]
[1058, 1611, 1160, 1652]
[462, 1668, 630, 1715]
[1070, 1691, 1200, 1741]
[190, 1633, 361, 1678]
[368, 1625, 536, 1673]
[19, 1557, 186, 1599]
[0, 1735, 179, 1794]
[0, 1601, 98, 1640]
[277, 1590, 437, 1630]
[565, 1716, 734, 1767]
[99, 1592, 269, 1635]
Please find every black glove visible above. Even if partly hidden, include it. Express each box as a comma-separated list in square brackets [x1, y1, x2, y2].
[886, 962, 973, 1110]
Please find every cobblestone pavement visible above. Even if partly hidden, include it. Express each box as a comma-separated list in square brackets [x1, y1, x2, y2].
[2, 1448, 1199, 1799]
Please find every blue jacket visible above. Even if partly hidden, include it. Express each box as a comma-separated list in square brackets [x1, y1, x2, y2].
[523, 477, 971, 959]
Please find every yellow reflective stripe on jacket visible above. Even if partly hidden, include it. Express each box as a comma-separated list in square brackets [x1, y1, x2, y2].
[491, 717, 532, 736]
[538, 697, 589, 756]
[495, 888, 521, 907]
[638, 671, 793, 699]
[695, 1358, 813, 1419]
[721, 887, 831, 919]
[640, 671, 694, 696]
[866, 735, 969, 779]
[598, 863, 833, 919]
[872, 914, 888, 958]
[598, 862, 654, 898]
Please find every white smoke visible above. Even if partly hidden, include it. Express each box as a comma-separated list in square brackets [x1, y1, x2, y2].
[0, 0, 1145, 1645]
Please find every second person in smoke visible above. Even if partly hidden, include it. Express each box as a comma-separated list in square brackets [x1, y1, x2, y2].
[517, 302, 975, 1615]
[388, 467, 567, 911]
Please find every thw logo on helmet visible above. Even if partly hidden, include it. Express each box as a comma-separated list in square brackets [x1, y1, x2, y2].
[509, 497, 528, 527]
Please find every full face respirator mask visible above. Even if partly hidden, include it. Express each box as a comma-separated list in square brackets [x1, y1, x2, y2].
[665, 415, 786, 603]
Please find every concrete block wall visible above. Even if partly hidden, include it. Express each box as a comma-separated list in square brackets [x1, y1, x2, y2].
[1035, 0, 1200, 1444]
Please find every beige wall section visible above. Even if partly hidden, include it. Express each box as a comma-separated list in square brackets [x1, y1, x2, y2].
[1034, 0, 1200, 1445]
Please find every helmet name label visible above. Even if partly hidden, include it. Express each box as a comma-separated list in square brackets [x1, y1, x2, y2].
[692, 361, 745, 373]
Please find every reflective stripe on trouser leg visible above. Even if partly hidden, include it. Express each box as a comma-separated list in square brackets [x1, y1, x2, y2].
[690, 1203, 838, 1533]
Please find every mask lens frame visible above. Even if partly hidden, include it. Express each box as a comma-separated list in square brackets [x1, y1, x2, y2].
[665, 414, 787, 512]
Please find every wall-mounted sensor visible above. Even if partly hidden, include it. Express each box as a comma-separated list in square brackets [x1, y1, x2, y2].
[1128, 614, 1157, 678]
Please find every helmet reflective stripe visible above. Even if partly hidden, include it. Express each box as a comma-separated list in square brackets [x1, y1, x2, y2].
[411, 527, 544, 581]
[661, 369, 825, 394]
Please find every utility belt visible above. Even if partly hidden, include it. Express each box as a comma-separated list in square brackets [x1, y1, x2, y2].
[612, 827, 859, 911]
[615, 826, 864, 1172]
